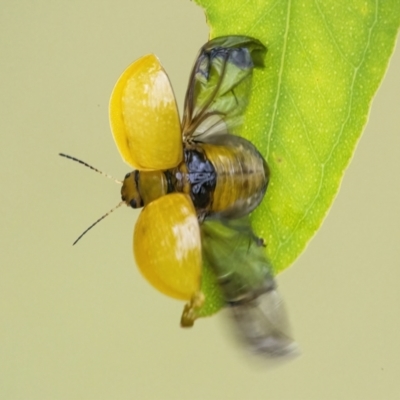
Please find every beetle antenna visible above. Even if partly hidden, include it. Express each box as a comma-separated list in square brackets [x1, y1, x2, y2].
[59, 153, 123, 185]
[73, 201, 125, 245]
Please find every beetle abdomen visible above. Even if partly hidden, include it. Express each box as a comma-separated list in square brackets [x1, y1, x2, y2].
[170, 134, 268, 218]
[199, 134, 269, 218]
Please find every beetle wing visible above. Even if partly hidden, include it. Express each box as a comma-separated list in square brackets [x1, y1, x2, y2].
[229, 290, 298, 357]
[201, 216, 273, 298]
[109, 55, 183, 171]
[201, 217, 297, 357]
[133, 193, 201, 300]
[181, 36, 266, 142]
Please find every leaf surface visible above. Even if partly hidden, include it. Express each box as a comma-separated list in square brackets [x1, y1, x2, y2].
[194, 0, 400, 317]
[195, 0, 400, 272]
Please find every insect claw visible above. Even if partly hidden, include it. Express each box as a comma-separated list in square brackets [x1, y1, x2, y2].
[256, 237, 266, 247]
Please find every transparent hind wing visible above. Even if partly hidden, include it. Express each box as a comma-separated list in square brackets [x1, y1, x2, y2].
[200, 217, 298, 357]
[181, 36, 266, 142]
[230, 289, 298, 357]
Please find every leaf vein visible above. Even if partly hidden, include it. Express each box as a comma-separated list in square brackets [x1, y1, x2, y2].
[314, 0, 357, 69]
[287, 90, 321, 164]
[322, 0, 378, 166]
[265, 0, 292, 160]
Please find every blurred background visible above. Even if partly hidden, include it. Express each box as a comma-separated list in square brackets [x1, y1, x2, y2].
[0, 1, 399, 399]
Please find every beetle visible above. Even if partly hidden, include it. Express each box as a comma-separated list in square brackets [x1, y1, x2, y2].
[62, 36, 296, 356]
[110, 36, 269, 300]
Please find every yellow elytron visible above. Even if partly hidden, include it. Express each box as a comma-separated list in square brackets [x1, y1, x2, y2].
[108, 36, 296, 356]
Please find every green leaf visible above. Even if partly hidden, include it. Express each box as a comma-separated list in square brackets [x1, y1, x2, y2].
[192, 0, 400, 318]
[194, 0, 400, 273]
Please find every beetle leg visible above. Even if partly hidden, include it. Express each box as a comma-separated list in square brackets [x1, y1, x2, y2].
[180, 291, 205, 328]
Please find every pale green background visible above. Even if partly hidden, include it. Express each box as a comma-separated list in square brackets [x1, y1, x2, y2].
[1, 1, 399, 399]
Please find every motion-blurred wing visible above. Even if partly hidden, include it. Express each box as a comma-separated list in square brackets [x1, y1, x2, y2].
[229, 288, 297, 357]
[109, 55, 182, 171]
[181, 36, 266, 142]
[201, 217, 297, 357]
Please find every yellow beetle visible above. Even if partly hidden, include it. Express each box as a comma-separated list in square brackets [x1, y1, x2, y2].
[62, 36, 297, 356]
[110, 36, 269, 302]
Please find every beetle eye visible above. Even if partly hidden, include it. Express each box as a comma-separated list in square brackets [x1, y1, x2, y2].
[125, 172, 131, 179]
[130, 199, 137, 208]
